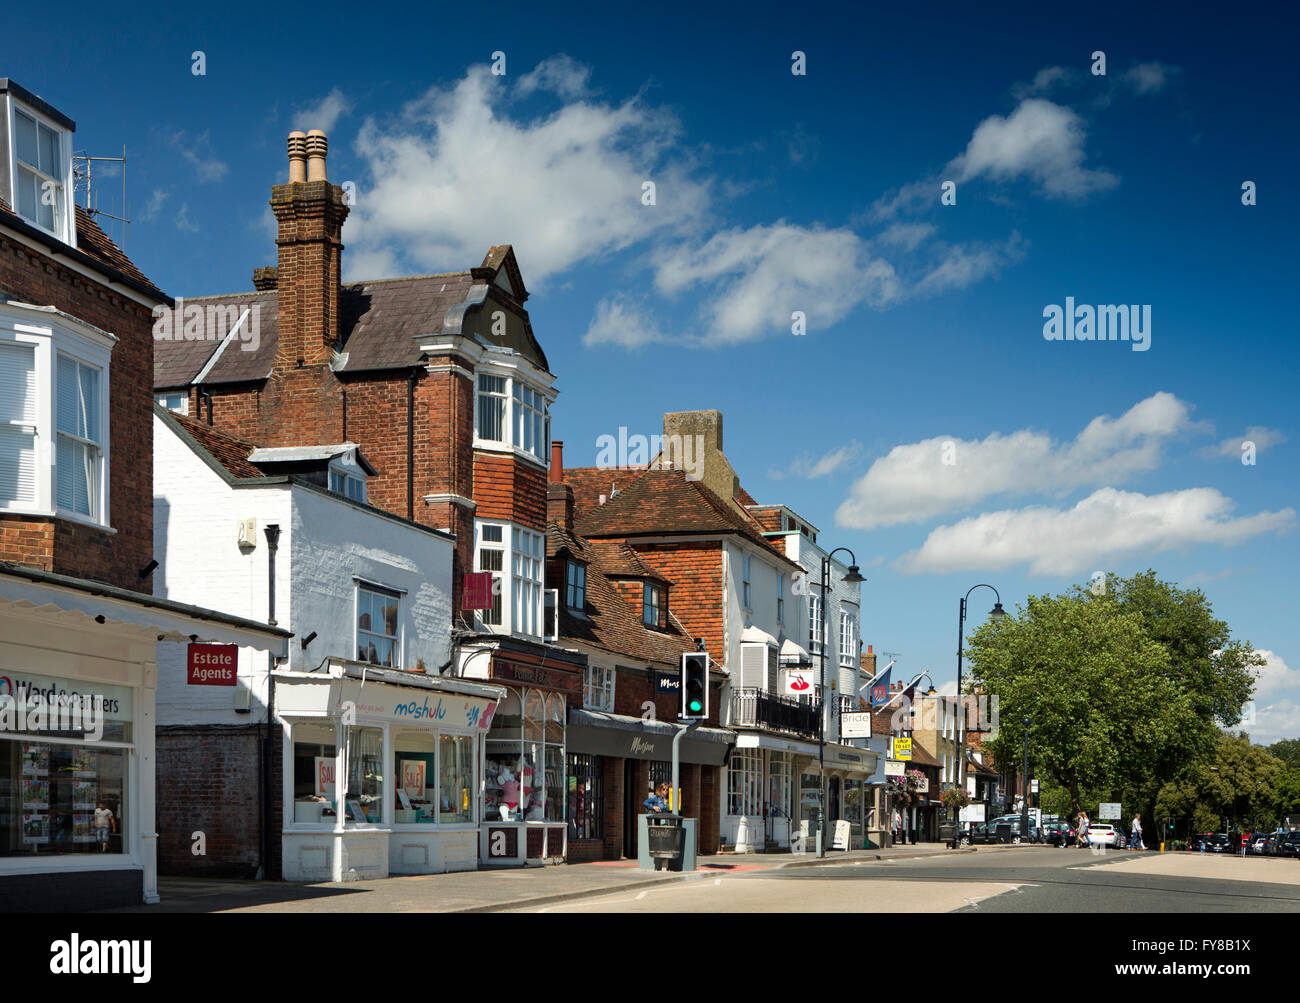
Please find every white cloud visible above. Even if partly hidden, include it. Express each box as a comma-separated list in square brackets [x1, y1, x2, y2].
[166, 130, 229, 184]
[895, 486, 1295, 576]
[1246, 697, 1300, 745]
[913, 233, 1024, 296]
[174, 204, 200, 233]
[951, 99, 1118, 197]
[1201, 426, 1287, 459]
[1124, 62, 1179, 95]
[873, 222, 935, 252]
[1011, 66, 1076, 100]
[651, 223, 898, 345]
[139, 188, 170, 223]
[1251, 650, 1299, 700]
[345, 64, 708, 284]
[293, 87, 353, 133]
[769, 441, 862, 480]
[581, 295, 670, 349]
[516, 55, 591, 100]
[838, 392, 1197, 530]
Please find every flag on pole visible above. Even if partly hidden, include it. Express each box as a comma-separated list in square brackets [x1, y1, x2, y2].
[870, 665, 892, 707]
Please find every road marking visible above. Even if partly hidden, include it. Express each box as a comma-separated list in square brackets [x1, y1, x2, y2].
[634, 890, 648, 900]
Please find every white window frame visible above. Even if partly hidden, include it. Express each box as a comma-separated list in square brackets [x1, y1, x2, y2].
[565, 560, 586, 612]
[777, 575, 785, 625]
[643, 581, 665, 630]
[7, 98, 74, 244]
[355, 581, 403, 668]
[154, 391, 189, 416]
[808, 592, 824, 654]
[839, 610, 858, 668]
[474, 520, 546, 640]
[583, 663, 615, 712]
[474, 522, 505, 627]
[0, 303, 113, 528]
[472, 367, 551, 466]
[741, 553, 752, 610]
[727, 749, 762, 817]
[328, 459, 367, 503]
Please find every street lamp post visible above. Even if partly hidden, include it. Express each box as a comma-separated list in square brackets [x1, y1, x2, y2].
[818, 548, 865, 858]
[1021, 716, 1032, 841]
[956, 585, 1005, 822]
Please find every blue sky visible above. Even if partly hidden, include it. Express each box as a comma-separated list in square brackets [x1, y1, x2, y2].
[11, 2, 1298, 739]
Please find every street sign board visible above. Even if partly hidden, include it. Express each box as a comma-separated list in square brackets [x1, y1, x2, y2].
[893, 737, 912, 760]
[960, 803, 986, 822]
[1030, 779, 1039, 793]
[785, 668, 815, 695]
[884, 760, 905, 777]
[1099, 802, 1122, 820]
[840, 711, 871, 739]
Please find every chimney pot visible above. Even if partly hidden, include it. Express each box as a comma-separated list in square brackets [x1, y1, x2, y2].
[287, 131, 307, 183]
[252, 266, 278, 291]
[549, 440, 564, 484]
[306, 129, 328, 182]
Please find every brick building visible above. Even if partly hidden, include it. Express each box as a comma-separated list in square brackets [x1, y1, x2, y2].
[152, 128, 584, 867]
[0, 78, 286, 909]
[546, 442, 730, 862]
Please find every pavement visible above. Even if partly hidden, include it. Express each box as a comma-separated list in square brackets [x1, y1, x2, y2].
[102, 841, 988, 913]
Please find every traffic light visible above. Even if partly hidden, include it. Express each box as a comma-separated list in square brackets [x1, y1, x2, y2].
[680, 652, 709, 720]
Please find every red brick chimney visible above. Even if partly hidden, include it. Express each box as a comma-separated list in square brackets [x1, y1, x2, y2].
[272, 129, 349, 370]
[549, 440, 564, 483]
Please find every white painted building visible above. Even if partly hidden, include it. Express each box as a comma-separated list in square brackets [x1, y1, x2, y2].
[152, 407, 502, 882]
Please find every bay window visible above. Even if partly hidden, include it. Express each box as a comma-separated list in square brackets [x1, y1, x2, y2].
[473, 369, 551, 463]
[0, 304, 112, 525]
[475, 521, 545, 640]
[808, 593, 824, 653]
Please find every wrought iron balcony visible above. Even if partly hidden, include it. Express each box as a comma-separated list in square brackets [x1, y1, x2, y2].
[730, 687, 822, 740]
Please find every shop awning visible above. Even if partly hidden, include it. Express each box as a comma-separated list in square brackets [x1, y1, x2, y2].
[733, 731, 821, 757]
[567, 709, 735, 765]
[0, 564, 290, 653]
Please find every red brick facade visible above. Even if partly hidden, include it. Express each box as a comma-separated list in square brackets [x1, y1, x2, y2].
[0, 217, 161, 590]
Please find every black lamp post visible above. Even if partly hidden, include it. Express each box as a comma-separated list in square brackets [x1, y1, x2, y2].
[817, 548, 865, 858]
[955, 585, 1005, 805]
[1021, 716, 1032, 841]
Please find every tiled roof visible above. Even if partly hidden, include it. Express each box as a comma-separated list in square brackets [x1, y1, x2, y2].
[159, 406, 264, 479]
[736, 484, 758, 506]
[572, 469, 799, 569]
[0, 198, 167, 302]
[548, 522, 695, 666]
[153, 290, 277, 388]
[910, 740, 944, 769]
[586, 540, 671, 584]
[153, 273, 477, 389]
[563, 465, 649, 519]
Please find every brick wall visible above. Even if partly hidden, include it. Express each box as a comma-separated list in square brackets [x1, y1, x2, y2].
[619, 539, 725, 666]
[473, 452, 547, 528]
[155, 723, 283, 878]
[0, 229, 158, 590]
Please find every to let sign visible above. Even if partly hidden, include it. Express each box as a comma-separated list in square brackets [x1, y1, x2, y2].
[187, 644, 238, 686]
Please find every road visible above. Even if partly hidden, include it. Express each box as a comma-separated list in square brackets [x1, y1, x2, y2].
[515, 847, 1300, 913]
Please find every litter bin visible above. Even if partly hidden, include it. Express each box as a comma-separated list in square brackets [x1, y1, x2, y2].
[995, 823, 1012, 844]
[646, 814, 684, 869]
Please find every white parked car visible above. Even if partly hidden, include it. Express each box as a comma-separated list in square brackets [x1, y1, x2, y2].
[1086, 823, 1119, 848]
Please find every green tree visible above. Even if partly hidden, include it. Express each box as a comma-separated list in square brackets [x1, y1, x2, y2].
[967, 588, 1197, 818]
[1267, 739, 1300, 771]
[1273, 768, 1300, 818]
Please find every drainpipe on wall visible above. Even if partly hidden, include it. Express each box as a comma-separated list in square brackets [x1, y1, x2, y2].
[262, 524, 281, 880]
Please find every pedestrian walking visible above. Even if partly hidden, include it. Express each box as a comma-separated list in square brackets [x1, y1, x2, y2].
[1077, 811, 1090, 849]
[1131, 813, 1143, 850]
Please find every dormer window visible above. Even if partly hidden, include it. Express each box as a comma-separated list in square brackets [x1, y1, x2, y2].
[328, 463, 366, 502]
[7, 100, 71, 243]
[565, 560, 586, 612]
[643, 582, 665, 629]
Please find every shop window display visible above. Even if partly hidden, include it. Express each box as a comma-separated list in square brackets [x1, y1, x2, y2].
[291, 723, 339, 824]
[438, 735, 473, 823]
[345, 726, 384, 824]
[483, 687, 565, 825]
[0, 741, 126, 857]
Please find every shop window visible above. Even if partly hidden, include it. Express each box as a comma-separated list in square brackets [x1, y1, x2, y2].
[0, 740, 126, 857]
[767, 752, 792, 818]
[727, 750, 761, 817]
[438, 735, 473, 823]
[345, 725, 384, 824]
[567, 754, 603, 839]
[482, 687, 565, 827]
[356, 583, 401, 667]
[394, 730, 435, 823]
[291, 722, 338, 824]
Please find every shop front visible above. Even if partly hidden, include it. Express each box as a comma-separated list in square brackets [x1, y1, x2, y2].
[477, 656, 583, 866]
[566, 709, 733, 860]
[274, 661, 503, 881]
[728, 733, 820, 852]
[0, 567, 288, 910]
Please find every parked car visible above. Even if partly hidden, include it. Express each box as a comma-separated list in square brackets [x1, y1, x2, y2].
[962, 822, 997, 845]
[1206, 833, 1233, 853]
[1043, 822, 1075, 847]
[1275, 832, 1300, 858]
[988, 814, 1037, 842]
[1250, 832, 1280, 855]
[1087, 823, 1121, 848]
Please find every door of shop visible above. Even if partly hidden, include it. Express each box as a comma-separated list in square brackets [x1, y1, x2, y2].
[623, 759, 637, 859]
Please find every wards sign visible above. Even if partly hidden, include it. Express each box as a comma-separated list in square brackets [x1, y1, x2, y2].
[0, 677, 109, 742]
